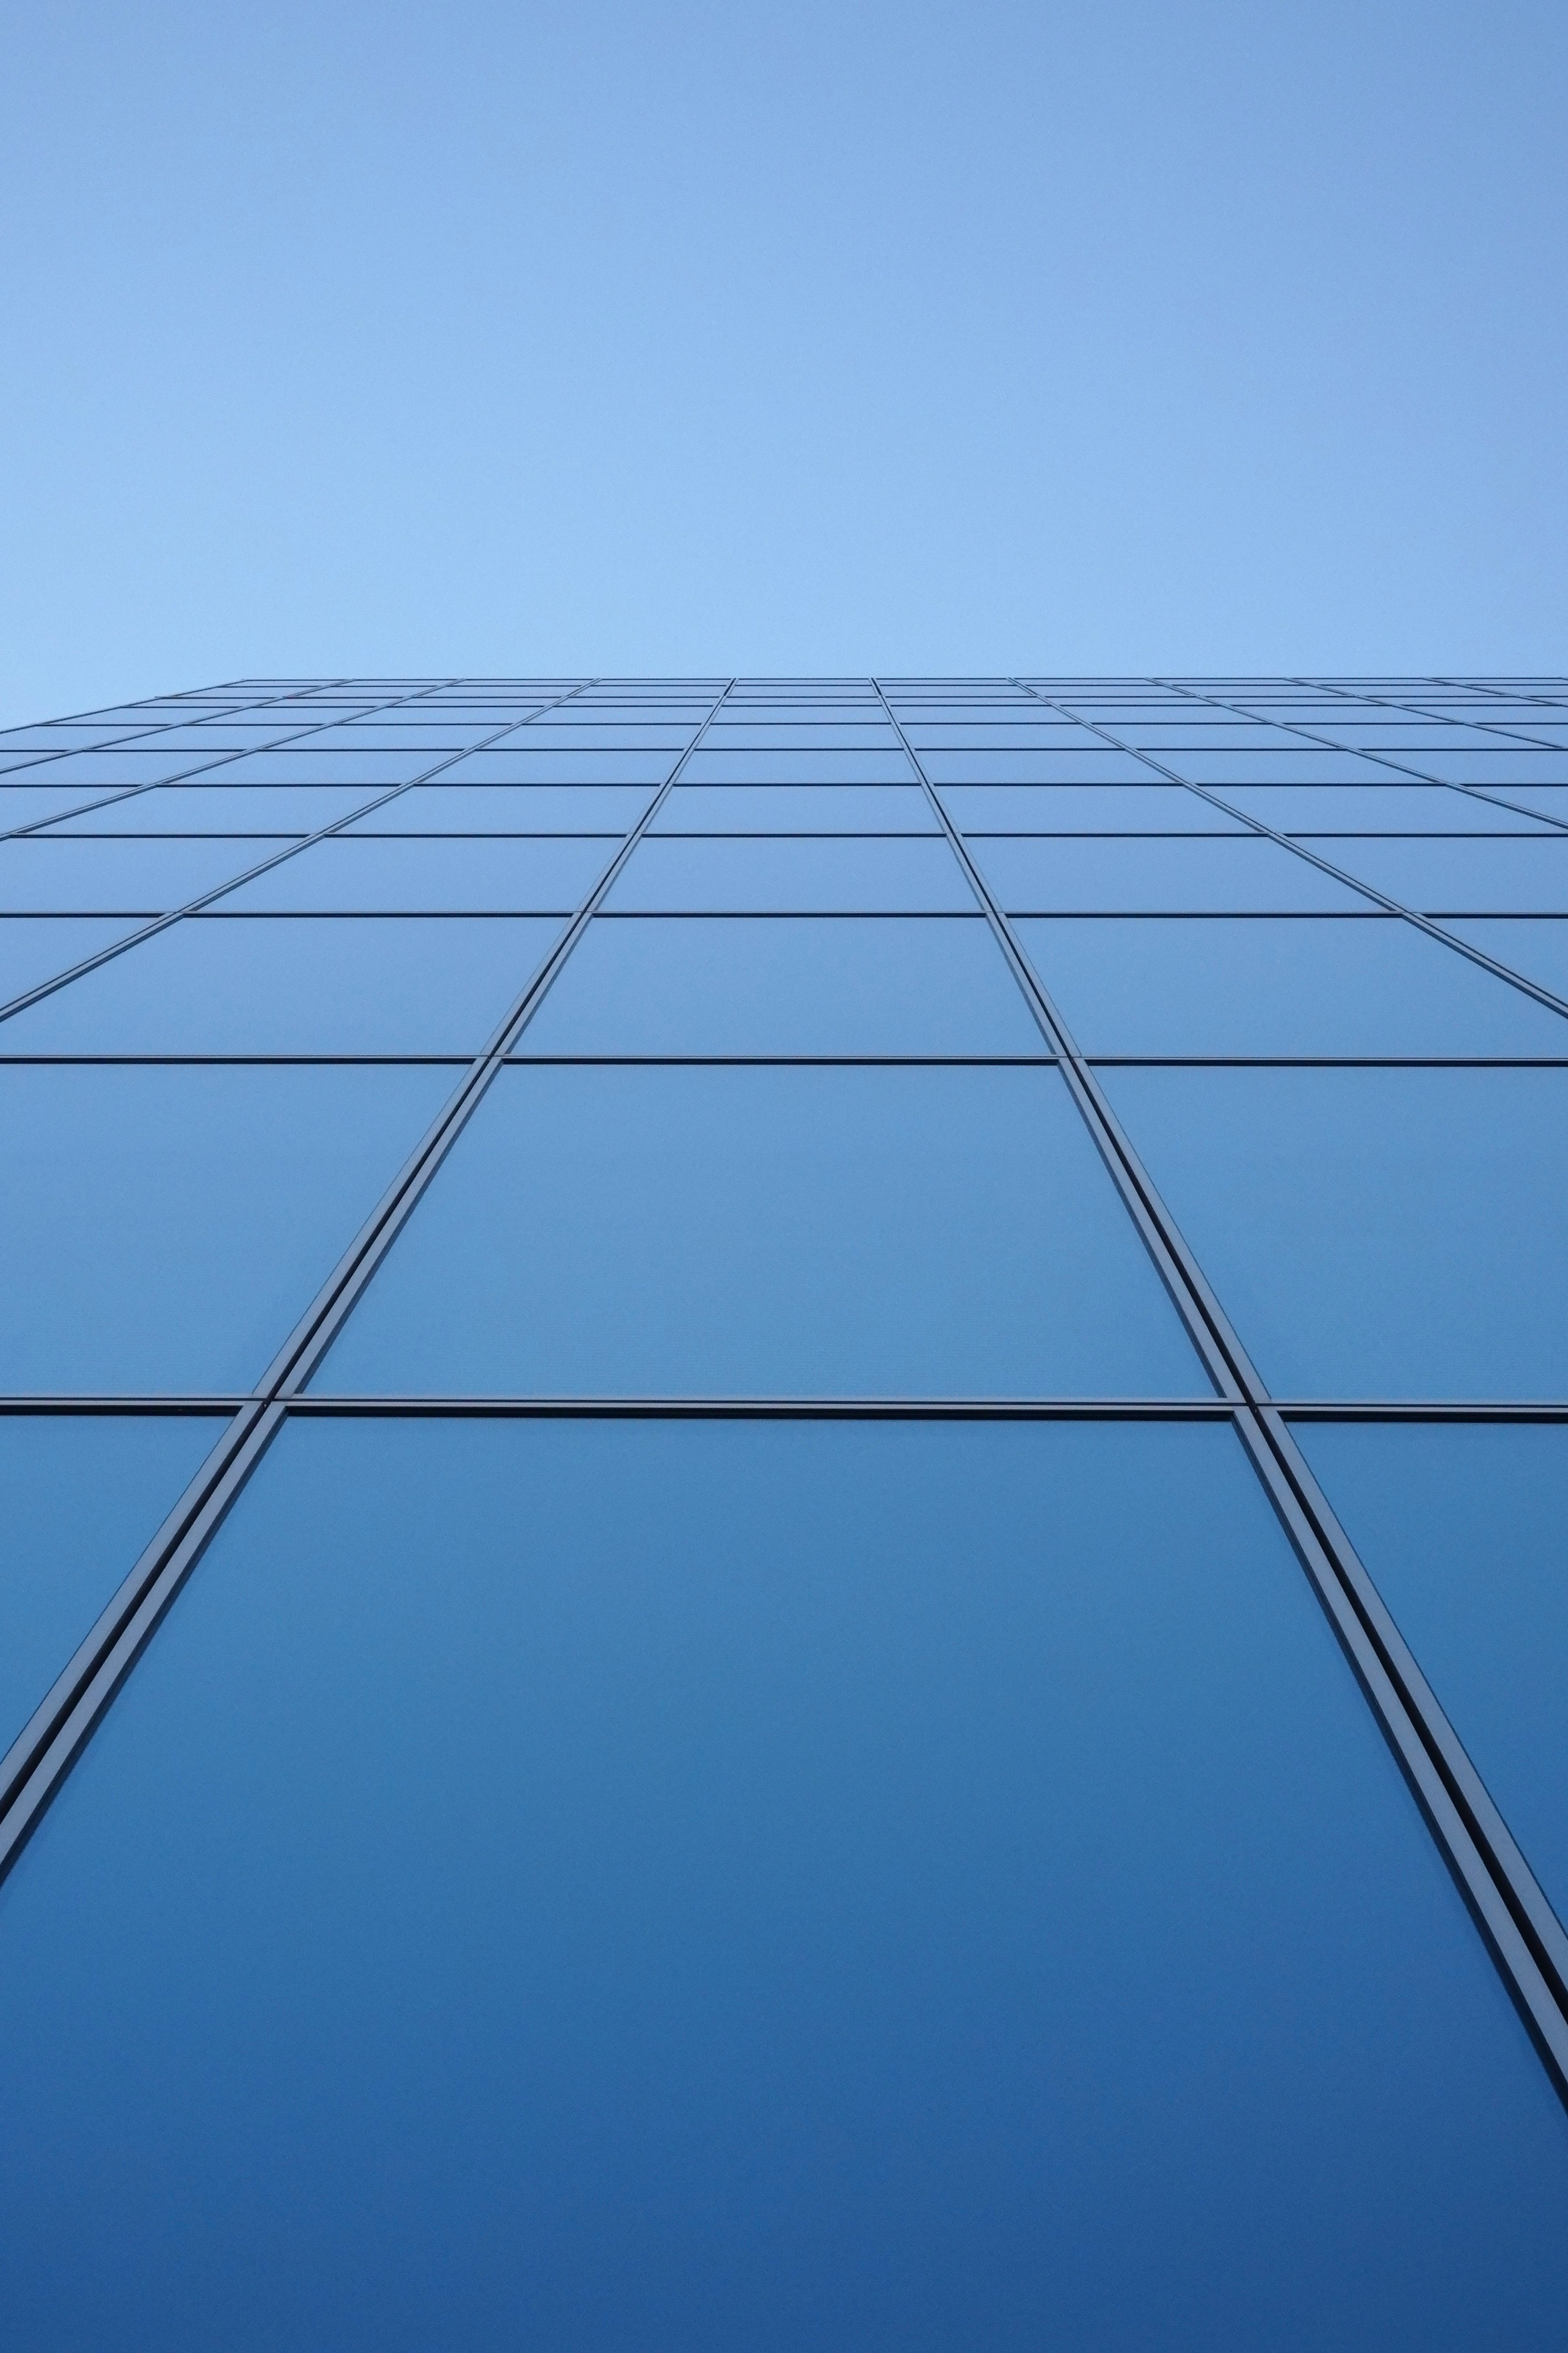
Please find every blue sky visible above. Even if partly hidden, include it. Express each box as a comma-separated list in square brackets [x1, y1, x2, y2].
[0, 0, 1563, 716]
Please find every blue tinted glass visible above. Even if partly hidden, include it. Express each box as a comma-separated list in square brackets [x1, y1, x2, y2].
[921, 748, 1158, 783]
[0, 916, 565, 1055]
[944, 782, 1243, 832]
[515, 916, 1044, 1055]
[439, 749, 673, 785]
[347, 784, 651, 833]
[681, 749, 915, 783]
[604, 837, 975, 912]
[1156, 749, 1398, 784]
[969, 836, 1368, 912]
[47, 785, 383, 834]
[1408, 752, 1568, 786]
[0, 784, 145, 829]
[1018, 916, 1568, 1055]
[1103, 1067, 1568, 1397]
[652, 784, 936, 832]
[0, 1064, 454, 1391]
[1320, 838, 1568, 910]
[1298, 1421, 1568, 1930]
[0, 916, 142, 1011]
[1214, 783, 1548, 833]
[0, 838, 265, 911]
[1, 1417, 1563, 2349]
[215, 838, 612, 912]
[0, 1414, 225, 1749]
[211, 750, 434, 786]
[318, 1066, 1205, 1397]
[1445, 919, 1568, 1001]
[0, 750, 220, 787]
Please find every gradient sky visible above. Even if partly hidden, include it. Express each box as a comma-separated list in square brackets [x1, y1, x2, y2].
[0, 0, 1563, 718]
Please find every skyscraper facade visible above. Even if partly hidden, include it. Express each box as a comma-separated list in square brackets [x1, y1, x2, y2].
[2, 676, 1567, 2343]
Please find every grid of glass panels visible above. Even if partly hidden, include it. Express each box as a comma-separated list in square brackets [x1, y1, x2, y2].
[3, 676, 1568, 2346]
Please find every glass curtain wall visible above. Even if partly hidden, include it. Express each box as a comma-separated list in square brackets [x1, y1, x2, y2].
[2, 675, 1568, 2346]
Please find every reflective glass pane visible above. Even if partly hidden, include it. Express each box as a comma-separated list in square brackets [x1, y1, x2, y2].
[1, 1417, 1563, 2346]
[0, 916, 143, 1011]
[216, 838, 612, 913]
[1212, 783, 1549, 833]
[0, 1414, 225, 1750]
[1446, 919, 1568, 1002]
[438, 749, 673, 785]
[945, 783, 1243, 832]
[1319, 838, 1568, 911]
[0, 838, 266, 911]
[922, 748, 1158, 783]
[604, 838, 975, 912]
[318, 1065, 1206, 1397]
[1298, 1421, 1568, 1930]
[1155, 749, 1399, 784]
[0, 1064, 454, 1390]
[1103, 1067, 1568, 1397]
[652, 784, 936, 832]
[969, 836, 1367, 912]
[0, 784, 145, 830]
[681, 749, 915, 783]
[47, 785, 385, 834]
[0, 916, 565, 1055]
[347, 784, 652, 833]
[515, 916, 1044, 1056]
[1017, 916, 1568, 1056]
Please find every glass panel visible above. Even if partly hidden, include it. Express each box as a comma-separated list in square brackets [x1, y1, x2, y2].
[46, 785, 385, 835]
[604, 838, 976, 912]
[1018, 916, 1568, 1056]
[0, 1064, 455, 1392]
[1212, 783, 1549, 834]
[346, 784, 652, 833]
[438, 749, 674, 785]
[0, 750, 222, 787]
[206, 750, 435, 786]
[651, 784, 936, 832]
[0, 1414, 225, 1750]
[317, 1064, 1206, 1398]
[0, 916, 565, 1055]
[1, 1417, 1563, 2345]
[944, 783, 1244, 832]
[1317, 838, 1568, 911]
[1298, 1421, 1568, 1930]
[0, 838, 267, 911]
[1102, 1067, 1568, 1398]
[969, 836, 1368, 912]
[1154, 749, 1401, 784]
[0, 917, 143, 1011]
[921, 749, 1158, 784]
[680, 749, 916, 783]
[515, 916, 1045, 1056]
[0, 785, 148, 830]
[1447, 919, 1568, 1001]
[215, 838, 612, 913]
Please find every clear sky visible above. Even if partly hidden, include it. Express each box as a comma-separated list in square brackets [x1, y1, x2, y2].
[0, 0, 1563, 718]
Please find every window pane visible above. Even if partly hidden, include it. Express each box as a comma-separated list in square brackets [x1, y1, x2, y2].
[1446, 918, 1568, 1001]
[651, 784, 937, 832]
[46, 785, 386, 835]
[215, 838, 613, 913]
[0, 916, 143, 1010]
[1211, 783, 1549, 834]
[0, 1414, 225, 1750]
[0, 839, 268, 911]
[1298, 1421, 1568, 1931]
[438, 749, 674, 785]
[515, 916, 1044, 1056]
[922, 748, 1158, 784]
[1, 1418, 1563, 2346]
[969, 837, 1367, 912]
[945, 783, 1244, 832]
[681, 749, 916, 783]
[1017, 916, 1568, 1056]
[0, 784, 148, 830]
[346, 785, 652, 833]
[0, 915, 565, 1055]
[1102, 1067, 1568, 1397]
[1318, 838, 1568, 911]
[604, 837, 975, 913]
[0, 1065, 455, 1391]
[317, 1066, 1206, 1398]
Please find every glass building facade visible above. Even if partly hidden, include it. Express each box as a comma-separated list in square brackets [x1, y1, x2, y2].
[2, 674, 1567, 2344]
